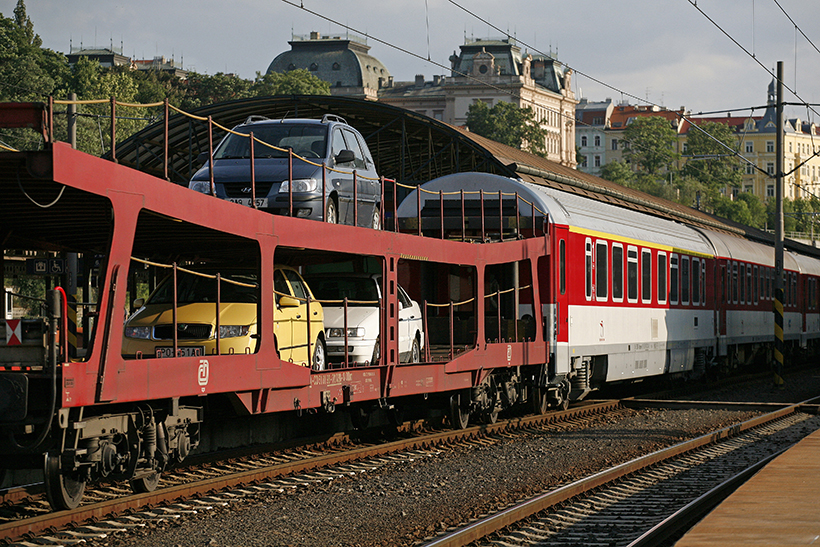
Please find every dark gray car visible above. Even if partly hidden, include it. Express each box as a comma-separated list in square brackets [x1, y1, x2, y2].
[189, 115, 382, 228]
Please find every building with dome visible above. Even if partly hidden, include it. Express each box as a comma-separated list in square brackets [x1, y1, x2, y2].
[266, 32, 390, 101]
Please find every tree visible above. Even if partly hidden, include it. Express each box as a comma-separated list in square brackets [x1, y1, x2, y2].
[0, 1, 69, 149]
[682, 121, 742, 210]
[249, 69, 330, 97]
[179, 72, 252, 110]
[622, 116, 679, 176]
[466, 101, 548, 157]
[600, 160, 634, 187]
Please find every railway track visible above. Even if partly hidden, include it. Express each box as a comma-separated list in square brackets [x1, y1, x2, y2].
[1, 400, 624, 546]
[422, 397, 820, 547]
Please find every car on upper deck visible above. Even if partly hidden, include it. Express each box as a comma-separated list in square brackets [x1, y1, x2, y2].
[188, 114, 381, 228]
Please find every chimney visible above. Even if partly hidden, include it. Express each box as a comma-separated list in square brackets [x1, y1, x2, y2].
[388, 76, 394, 87]
[310, 31, 320, 40]
[415, 74, 425, 88]
[433, 75, 441, 85]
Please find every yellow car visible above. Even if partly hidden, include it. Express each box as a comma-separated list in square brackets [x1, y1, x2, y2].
[122, 266, 326, 369]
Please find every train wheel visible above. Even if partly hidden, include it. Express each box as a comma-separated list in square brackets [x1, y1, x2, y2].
[130, 471, 160, 494]
[531, 386, 549, 415]
[44, 453, 86, 510]
[482, 406, 499, 424]
[449, 393, 470, 429]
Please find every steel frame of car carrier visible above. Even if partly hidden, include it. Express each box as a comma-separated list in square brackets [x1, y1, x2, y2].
[0, 101, 559, 510]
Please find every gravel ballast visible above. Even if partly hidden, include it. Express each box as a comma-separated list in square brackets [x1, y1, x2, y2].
[100, 368, 820, 547]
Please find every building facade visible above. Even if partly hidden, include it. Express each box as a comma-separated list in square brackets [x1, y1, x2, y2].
[379, 38, 578, 168]
[266, 32, 390, 101]
[679, 81, 820, 202]
[268, 34, 580, 167]
[575, 98, 613, 176]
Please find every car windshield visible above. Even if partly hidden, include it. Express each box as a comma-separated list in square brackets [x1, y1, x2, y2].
[306, 277, 380, 306]
[148, 272, 259, 305]
[214, 124, 327, 160]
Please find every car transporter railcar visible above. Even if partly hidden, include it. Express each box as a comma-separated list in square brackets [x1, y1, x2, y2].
[1, 102, 819, 511]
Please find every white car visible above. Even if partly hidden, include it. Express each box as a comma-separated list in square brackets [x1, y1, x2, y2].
[304, 274, 423, 365]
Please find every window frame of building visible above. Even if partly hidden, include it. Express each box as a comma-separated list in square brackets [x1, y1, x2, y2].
[745, 141, 754, 154]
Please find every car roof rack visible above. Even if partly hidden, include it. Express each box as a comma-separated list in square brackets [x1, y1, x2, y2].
[321, 114, 347, 125]
[244, 115, 270, 125]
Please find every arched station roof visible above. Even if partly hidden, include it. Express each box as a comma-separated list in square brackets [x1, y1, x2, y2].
[113, 94, 738, 235]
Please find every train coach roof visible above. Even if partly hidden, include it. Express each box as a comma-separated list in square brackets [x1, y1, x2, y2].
[398, 172, 714, 256]
[695, 228, 780, 269]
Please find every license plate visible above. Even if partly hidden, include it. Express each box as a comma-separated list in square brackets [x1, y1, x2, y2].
[228, 197, 268, 208]
[155, 346, 205, 358]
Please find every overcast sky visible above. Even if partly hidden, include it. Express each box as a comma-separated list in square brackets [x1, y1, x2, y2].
[6, 0, 820, 119]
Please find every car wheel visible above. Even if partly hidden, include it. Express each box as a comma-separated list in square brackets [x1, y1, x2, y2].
[371, 206, 381, 230]
[409, 337, 421, 363]
[312, 338, 326, 371]
[325, 198, 338, 224]
[370, 335, 380, 366]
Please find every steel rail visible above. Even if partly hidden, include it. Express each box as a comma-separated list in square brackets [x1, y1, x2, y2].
[422, 400, 810, 547]
[0, 400, 622, 543]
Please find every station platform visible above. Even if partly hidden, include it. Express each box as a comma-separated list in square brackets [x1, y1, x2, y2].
[675, 427, 820, 546]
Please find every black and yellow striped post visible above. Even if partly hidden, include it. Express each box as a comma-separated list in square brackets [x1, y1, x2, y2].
[772, 61, 785, 389]
[773, 286, 785, 387]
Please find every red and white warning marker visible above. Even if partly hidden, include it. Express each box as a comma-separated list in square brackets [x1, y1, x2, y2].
[5, 319, 22, 345]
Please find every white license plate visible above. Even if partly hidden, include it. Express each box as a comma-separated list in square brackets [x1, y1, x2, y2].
[155, 346, 205, 358]
[228, 197, 268, 208]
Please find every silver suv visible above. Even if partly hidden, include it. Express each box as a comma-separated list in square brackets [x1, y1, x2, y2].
[189, 115, 382, 228]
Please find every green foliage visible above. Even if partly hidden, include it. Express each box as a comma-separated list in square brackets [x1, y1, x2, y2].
[622, 116, 678, 176]
[4, 276, 46, 317]
[179, 72, 252, 110]
[0, 1, 69, 149]
[249, 69, 330, 97]
[600, 160, 634, 187]
[682, 121, 742, 210]
[466, 101, 548, 157]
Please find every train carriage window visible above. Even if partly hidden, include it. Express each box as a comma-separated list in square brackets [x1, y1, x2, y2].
[612, 243, 624, 301]
[791, 272, 797, 307]
[758, 266, 765, 301]
[732, 262, 738, 304]
[585, 239, 592, 300]
[559, 239, 566, 295]
[681, 256, 690, 305]
[768, 268, 773, 300]
[657, 252, 667, 304]
[596, 240, 608, 301]
[747, 265, 752, 305]
[739, 264, 746, 304]
[670, 254, 679, 305]
[753, 265, 758, 303]
[627, 246, 638, 303]
[692, 258, 700, 304]
[701, 260, 706, 305]
[641, 250, 652, 303]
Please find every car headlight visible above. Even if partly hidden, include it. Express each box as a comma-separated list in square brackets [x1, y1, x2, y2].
[327, 327, 365, 338]
[189, 180, 213, 194]
[219, 325, 251, 339]
[279, 178, 319, 193]
[124, 326, 151, 339]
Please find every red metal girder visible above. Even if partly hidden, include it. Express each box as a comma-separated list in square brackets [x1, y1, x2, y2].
[0, 102, 47, 131]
